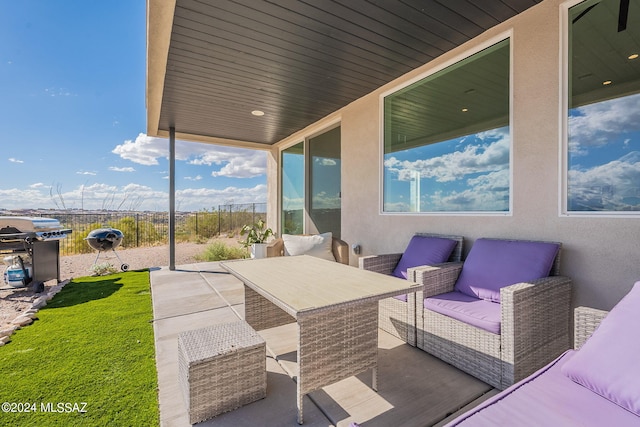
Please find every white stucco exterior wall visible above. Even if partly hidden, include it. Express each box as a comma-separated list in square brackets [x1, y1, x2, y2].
[272, 0, 640, 311]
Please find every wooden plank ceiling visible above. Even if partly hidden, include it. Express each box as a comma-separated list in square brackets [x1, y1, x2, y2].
[149, 0, 543, 146]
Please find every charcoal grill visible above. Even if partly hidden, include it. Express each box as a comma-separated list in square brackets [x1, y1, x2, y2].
[85, 228, 129, 272]
[0, 216, 72, 292]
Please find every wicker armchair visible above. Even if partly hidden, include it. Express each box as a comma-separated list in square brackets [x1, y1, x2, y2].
[266, 236, 349, 264]
[413, 238, 572, 390]
[359, 233, 463, 346]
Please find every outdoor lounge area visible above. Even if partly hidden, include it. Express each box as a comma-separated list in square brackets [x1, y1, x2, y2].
[145, 0, 640, 424]
[152, 255, 639, 426]
[151, 259, 501, 427]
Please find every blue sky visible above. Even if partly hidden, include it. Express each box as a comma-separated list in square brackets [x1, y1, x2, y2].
[384, 127, 510, 212]
[0, 1, 266, 212]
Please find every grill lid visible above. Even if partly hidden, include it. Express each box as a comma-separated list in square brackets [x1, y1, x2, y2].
[0, 216, 63, 233]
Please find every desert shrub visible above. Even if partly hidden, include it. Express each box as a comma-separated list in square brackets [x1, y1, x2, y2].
[195, 241, 248, 261]
[66, 222, 105, 254]
[185, 210, 220, 239]
[89, 262, 118, 276]
[111, 217, 162, 248]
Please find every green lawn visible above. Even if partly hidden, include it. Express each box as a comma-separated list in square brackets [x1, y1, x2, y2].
[0, 271, 159, 426]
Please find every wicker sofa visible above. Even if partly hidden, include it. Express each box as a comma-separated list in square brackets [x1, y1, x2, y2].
[445, 282, 640, 426]
[359, 233, 463, 345]
[414, 238, 572, 390]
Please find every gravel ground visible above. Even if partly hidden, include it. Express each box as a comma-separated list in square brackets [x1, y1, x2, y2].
[0, 238, 239, 330]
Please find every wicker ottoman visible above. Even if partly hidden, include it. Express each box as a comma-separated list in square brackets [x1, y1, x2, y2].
[178, 321, 266, 424]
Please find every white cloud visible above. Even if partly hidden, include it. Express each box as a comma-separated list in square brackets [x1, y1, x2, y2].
[568, 151, 640, 210]
[176, 184, 267, 211]
[112, 133, 267, 178]
[0, 181, 268, 212]
[210, 153, 266, 178]
[0, 188, 52, 209]
[184, 175, 202, 181]
[8, 158, 24, 163]
[112, 133, 168, 166]
[311, 191, 340, 209]
[109, 166, 135, 172]
[76, 171, 97, 175]
[385, 128, 510, 183]
[44, 87, 75, 97]
[282, 196, 304, 211]
[569, 93, 640, 155]
[315, 158, 337, 166]
[428, 169, 510, 211]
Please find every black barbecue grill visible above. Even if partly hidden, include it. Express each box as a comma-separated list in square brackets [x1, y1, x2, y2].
[85, 228, 129, 271]
[0, 216, 72, 292]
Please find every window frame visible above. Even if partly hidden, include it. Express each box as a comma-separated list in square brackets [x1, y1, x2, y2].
[379, 32, 514, 216]
[278, 121, 342, 234]
[560, 0, 640, 217]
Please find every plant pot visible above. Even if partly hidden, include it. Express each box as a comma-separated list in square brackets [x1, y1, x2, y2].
[251, 243, 268, 259]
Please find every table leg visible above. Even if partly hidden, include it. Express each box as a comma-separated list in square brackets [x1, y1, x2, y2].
[296, 301, 378, 424]
[297, 382, 304, 424]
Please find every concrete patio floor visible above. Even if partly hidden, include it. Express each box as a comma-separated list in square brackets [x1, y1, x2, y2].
[150, 261, 498, 427]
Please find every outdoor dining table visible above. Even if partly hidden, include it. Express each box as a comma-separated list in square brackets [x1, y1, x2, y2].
[221, 255, 422, 424]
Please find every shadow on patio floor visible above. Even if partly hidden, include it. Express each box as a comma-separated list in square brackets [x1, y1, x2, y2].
[150, 261, 496, 427]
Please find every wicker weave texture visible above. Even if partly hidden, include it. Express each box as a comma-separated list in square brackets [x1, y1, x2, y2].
[378, 297, 409, 341]
[178, 322, 266, 424]
[501, 276, 572, 388]
[296, 301, 378, 423]
[244, 285, 296, 330]
[297, 301, 378, 397]
[359, 253, 403, 275]
[421, 309, 502, 387]
[574, 306, 608, 349]
[359, 233, 464, 347]
[244, 286, 381, 424]
[415, 239, 572, 390]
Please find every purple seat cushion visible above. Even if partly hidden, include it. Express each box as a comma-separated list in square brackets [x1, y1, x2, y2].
[561, 281, 640, 417]
[393, 294, 408, 302]
[454, 239, 560, 302]
[446, 351, 640, 426]
[391, 236, 458, 279]
[424, 291, 501, 334]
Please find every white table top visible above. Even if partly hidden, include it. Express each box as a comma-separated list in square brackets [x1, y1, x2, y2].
[221, 255, 421, 314]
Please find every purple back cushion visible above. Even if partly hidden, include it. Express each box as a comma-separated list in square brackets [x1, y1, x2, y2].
[391, 236, 457, 279]
[561, 282, 640, 416]
[454, 239, 560, 302]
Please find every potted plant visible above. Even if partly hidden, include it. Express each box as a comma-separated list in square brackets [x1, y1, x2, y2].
[239, 219, 274, 259]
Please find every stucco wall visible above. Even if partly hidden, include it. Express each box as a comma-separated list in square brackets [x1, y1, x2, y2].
[274, 0, 640, 311]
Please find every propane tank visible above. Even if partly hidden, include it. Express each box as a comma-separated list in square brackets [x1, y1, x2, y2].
[3, 255, 32, 288]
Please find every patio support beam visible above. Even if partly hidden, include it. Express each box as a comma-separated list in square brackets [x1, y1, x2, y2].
[169, 126, 176, 271]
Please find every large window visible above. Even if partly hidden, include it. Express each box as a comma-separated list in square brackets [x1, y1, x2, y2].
[309, 127, 341, 238]
[280, 127, 342, 237]
[281, 142, 304, 234]
[566, 0, 640, 213]
[383, 39, 511, 213]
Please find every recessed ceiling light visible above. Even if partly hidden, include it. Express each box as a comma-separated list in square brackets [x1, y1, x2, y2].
[629, 53, 639, 60]
[461, 108, 469, 112]
[251, 110, 265, 116]
[602, 80, 612, 85]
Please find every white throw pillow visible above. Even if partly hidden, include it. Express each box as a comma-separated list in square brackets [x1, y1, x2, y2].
[282, 232, 336, 262]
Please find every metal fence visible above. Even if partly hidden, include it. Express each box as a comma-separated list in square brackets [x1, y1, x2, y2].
[23, 203, 267, 256]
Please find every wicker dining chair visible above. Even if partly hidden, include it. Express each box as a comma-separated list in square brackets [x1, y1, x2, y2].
[413, 238, 572, 390]
[359, 233, 464, 346]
